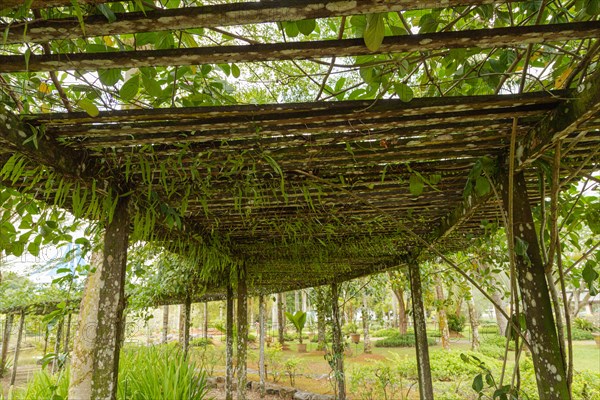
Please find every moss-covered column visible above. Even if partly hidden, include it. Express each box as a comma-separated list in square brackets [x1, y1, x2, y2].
[0, 313, 13, 377]
[68, 195, 130, 400]
[51, 318, 64, 374]
[203, 302, 209, 340]
[258, 294, 266, 397]
[237, 264, 248, 400]
[408, 259, 434, 400]
[9, 310, 25, 386]
[330, 282, 346, 400]
[499, 169, 570, 399]
[63, 313, 72, 355]
[277, 293, 285, 346]
[162, 305, 169, 343]
[181, 298, 191, 358]
[225, 280, 234, 400]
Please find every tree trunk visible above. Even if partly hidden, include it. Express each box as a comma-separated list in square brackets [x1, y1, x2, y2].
[162, 305, 169, 344]
[9, 311, 24, 386]
[500, 168, 570, 399]
[392, 287, 408, 335]
[314, 287, 327, 351]
[435, 277, 450, 351]
[225, 281, 234, 400]
[361, 291, 371, 354]
[203, 302, 209, 340]
[277, 293, 285, 345]
[408, 259, 434, 400]
[455, 297, 464, 318]
[258, 295, 266, 398]
[467, 285, 480, 351]
[179, 304, 185, 345]
[69, 195, 130, 400]
[237, 266, 248, 400]
[64, 313, 72, 355]
[491, 290, 508, 336]
[52, 318, 64, 374]
[43, 324, 49, 356]
[181, 299, 191, 358]
[295, 290, 300, 313]
[0, 313, 13, 377]
[330, 283, 346, 400]
[301, 290, 307, 312]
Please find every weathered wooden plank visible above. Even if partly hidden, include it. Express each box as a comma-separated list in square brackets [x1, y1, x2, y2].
[1, 22, 598, 72]
[0, 0, 109, 9]
[0, 104, 98, 180]
[3, 0, 515, 44]
[518, 65, 600, 167]
[28, 91, 565, 125]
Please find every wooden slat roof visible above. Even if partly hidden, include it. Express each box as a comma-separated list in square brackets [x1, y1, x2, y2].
[0, 0, 599, 300]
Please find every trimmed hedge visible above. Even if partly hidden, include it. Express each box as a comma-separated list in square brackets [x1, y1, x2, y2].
[375, 332, 436, 347]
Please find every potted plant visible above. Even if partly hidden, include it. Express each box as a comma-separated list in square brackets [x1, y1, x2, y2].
[285, 311, 307, 352]
[344, 322, 360, 344]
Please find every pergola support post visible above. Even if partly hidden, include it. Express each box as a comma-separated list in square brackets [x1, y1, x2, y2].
[162, 305, 169, 344]
[277, 293, 285, 345]
[64, 312, 72, 355]
[258, 294, 266, 398]
[181, 298, 191, 358]
[408, 259, 434, 400]
[51, 318, 64, 374]
[0, 313, 13, 377]
[237, 264, 248, 400]
[330, 282, 346, 400]
[9, 310, 24, 387]
[203, 302, 209, 340]
[499, 169, 570, 399]
[68, 195, 130, 400]
[225, 279, 234, 400]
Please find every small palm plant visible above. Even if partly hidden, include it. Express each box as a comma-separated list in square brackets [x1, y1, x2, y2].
[285, 311, 307, 344]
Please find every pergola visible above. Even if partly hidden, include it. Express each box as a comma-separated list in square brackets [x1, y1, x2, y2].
[0, 1, 599, 399]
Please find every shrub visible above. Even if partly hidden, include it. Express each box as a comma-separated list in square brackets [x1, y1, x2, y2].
[371, 328, 398, 338]
[118, 346, 208, 400]
[447, 313, 466, 333]
[265, 342, 284, 383]
[571, 327, 594, 341]
[479, 324, 501, 335]
[374, 332, 436, 348]
[190, 337, 212, 347]
[574, 317, 594, 332]
[14, 345, 209, 400]
[349, 362, 410, 400]
[284, 357, 303, 386]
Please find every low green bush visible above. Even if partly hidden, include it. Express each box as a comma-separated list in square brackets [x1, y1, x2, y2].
[571, 327, 594, 341]
[447, 313, 466, 333]
[574, 317, 594, 331]
[374, 332, 436, 348]
[371, 328, 398, 337]
[479, 324, 501, 335]
[190, 337, 213, 347]
[12, 345, 209, 400]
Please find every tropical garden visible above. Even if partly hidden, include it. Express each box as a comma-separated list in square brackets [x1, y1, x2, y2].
[0, 0, 599, 399]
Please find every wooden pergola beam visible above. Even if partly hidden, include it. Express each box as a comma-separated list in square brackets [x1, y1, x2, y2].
[0, 105, 98, 180]
[433, 68, 600, 243]
[3, 0, 515, 44]
[518, 66, 600, 167]
[1, 22, 598, 72]
[0, 0, 109, 9]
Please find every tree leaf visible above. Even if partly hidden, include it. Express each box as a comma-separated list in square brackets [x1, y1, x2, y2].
[142, 74, 163, 97]
[297, 19, 316, 36]
[77, 98, 99, 117]
[231, 63, 240, 78]
[98, 69, 122, 86]
[364, 13, 385, 52]
[474, 176, 490, 196]
[582, 261, 599, 287]
[394, 82, 414, 102]
[409, 174, 424, 196]
[96, 4, 116, 23]
[120, 74, 140, 101]
[284, 21, 299, 38]
[472, 373, 484, 392]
